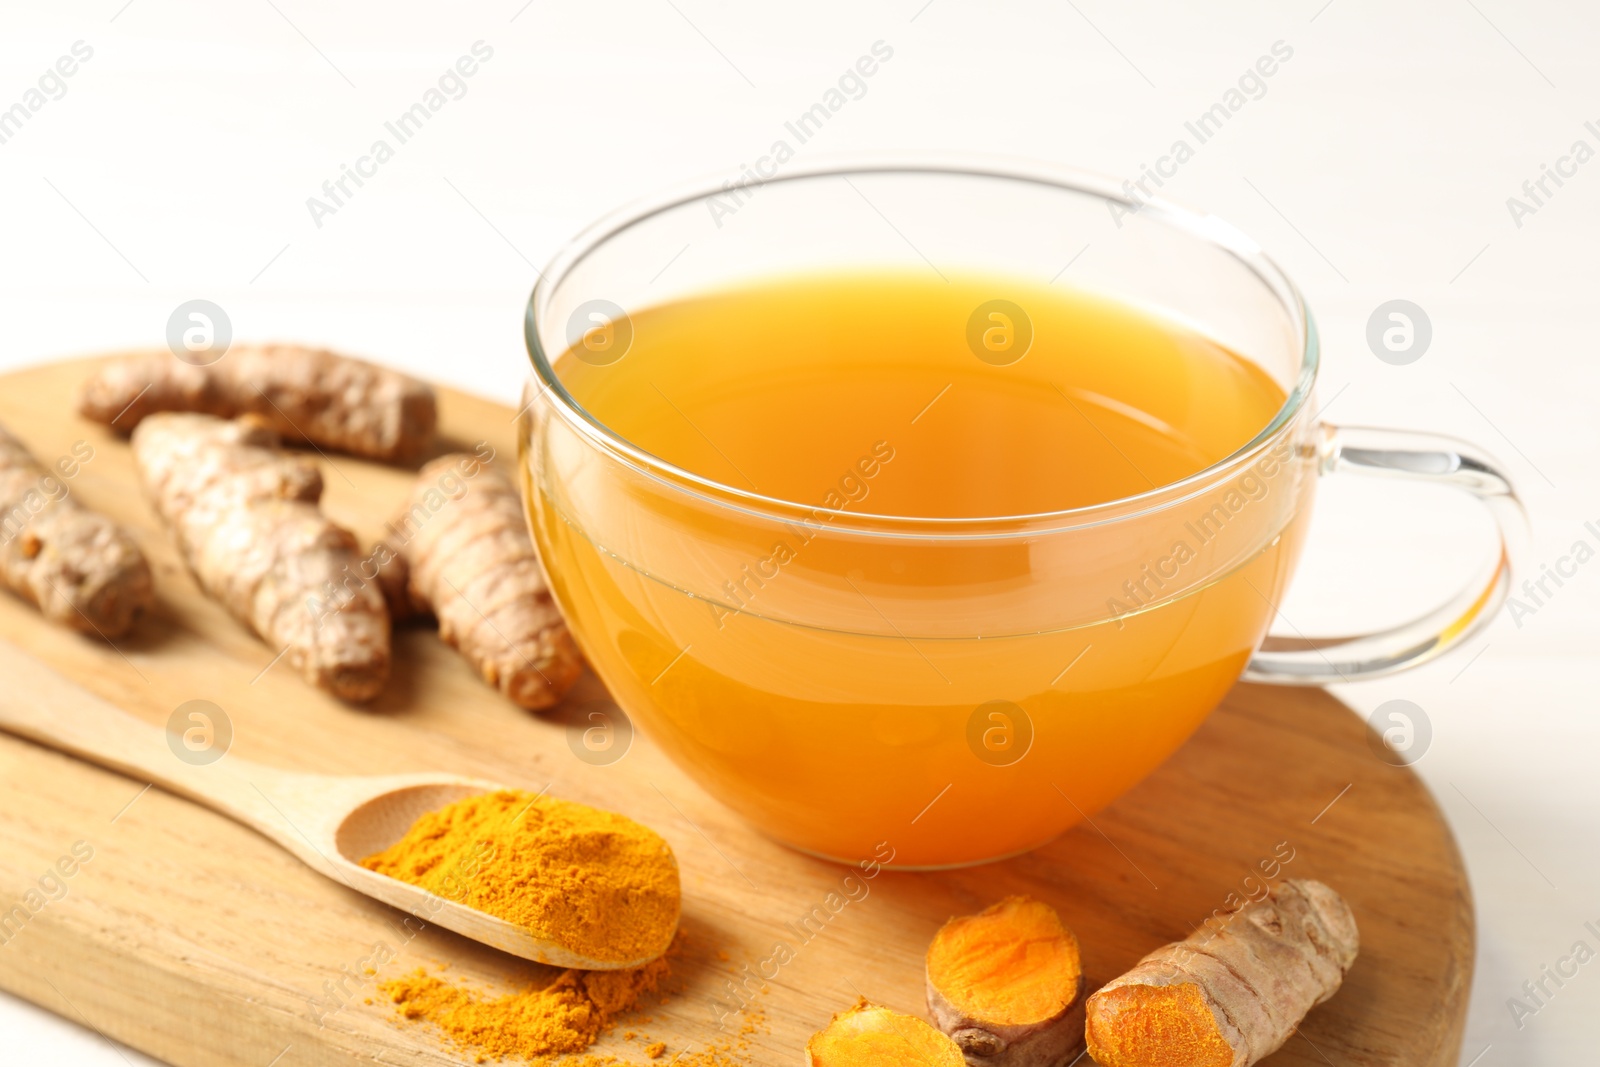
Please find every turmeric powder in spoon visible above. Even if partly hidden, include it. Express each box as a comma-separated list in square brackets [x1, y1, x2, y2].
[361, 789, 680, 966]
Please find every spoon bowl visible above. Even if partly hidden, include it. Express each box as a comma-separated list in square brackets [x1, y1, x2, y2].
[0, 641, 673, 970]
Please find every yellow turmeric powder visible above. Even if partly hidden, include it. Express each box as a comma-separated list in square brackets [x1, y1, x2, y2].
[381, 955, 671, 1062]
[378, 940, 762, 1065]
[361, 789, 680, 966]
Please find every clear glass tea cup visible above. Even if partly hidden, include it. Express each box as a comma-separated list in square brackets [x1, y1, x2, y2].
[518, 159, 1525, 869]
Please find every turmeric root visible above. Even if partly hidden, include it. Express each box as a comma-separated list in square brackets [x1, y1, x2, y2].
[378, 453, 581, 710]
[925, 896, 1085, 1067]
[79, 344, 437, 463]
[0, 424, 153, 637]
[1085, 879, 1359, 1067]
[131, 413, 390, 701]
[807, 999, 966, 1067]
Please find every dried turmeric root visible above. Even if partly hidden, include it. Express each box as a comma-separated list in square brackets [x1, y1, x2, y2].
[378, 453, 581, 710]
[1085, 879, 1359, 1067]
[79, 344, 437, 463]
[926, 896, 1085, 1067]
[0, 424, 153, 637]
[807, 999, 966, 1067]
[131, 413, 390, 701]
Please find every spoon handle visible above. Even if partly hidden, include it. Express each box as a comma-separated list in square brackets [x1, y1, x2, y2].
[0, 640, 327, 865]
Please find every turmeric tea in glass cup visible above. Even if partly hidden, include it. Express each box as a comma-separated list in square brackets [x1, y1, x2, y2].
[517, 159, 1527, 869]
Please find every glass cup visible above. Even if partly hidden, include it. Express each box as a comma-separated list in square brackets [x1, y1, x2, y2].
[518, 159, 1526, 869]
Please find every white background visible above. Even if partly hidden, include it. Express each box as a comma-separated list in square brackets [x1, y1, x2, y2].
[1, 1, 1597, 1064]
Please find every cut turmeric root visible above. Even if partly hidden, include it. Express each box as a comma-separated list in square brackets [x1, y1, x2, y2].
[0, 423, 153, 636]
[132, 413, 390, 701]
[80, 344, 437, 463]
[806, 1000, 966, 1067]
[925, 896, 1085, 1066]
[377, 454, 581, 710]
[1085, 879, 1359, 1067]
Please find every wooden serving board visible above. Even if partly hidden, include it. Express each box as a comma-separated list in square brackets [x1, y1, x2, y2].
[0, 357, 1471, 1067]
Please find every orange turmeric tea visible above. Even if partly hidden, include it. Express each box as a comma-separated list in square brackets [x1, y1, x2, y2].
[527, 271, 1313, 867]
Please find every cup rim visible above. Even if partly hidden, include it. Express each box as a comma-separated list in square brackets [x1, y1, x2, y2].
[525, 154, 1319, 537]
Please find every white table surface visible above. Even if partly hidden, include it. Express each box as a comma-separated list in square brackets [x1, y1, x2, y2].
[1, 2, 1595, 1064]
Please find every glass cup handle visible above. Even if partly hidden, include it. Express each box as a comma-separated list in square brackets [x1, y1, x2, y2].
[1244, 424, 1529, 686]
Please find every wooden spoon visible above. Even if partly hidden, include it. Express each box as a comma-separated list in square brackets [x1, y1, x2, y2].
[0, 641, 667, 970]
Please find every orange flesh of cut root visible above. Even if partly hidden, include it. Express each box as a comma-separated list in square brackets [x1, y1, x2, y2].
[807, 1001, 966, 1067]
[926, 896, 1082, 1025]
[1085, 982, 1235, 1067]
